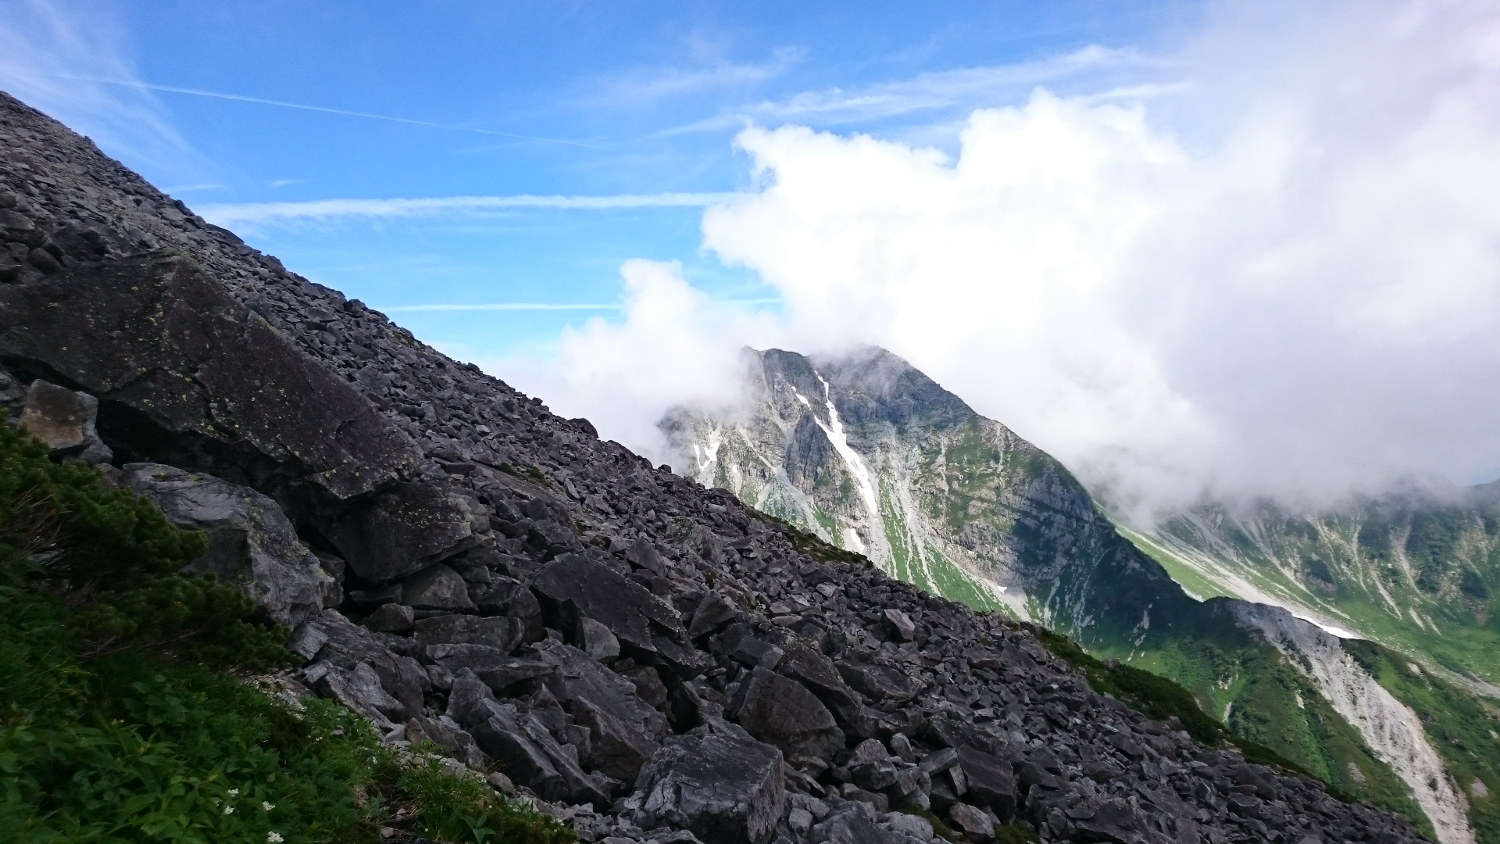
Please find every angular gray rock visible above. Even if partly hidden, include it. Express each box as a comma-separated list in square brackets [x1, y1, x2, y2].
[808, 800, 899, 844]
[629, 728, 785, 844]
[123, 463, 333, 625]
[534, 640, 667, 781]
[402, 563, 476, 612]
[307, 661, 406, 726]
[533, 553, 688, 656]
[0, 253, 417, 501]
[326, 482, 484, 582]
[415, 613, 524, 653]
[363, 602, 416, 633]
[956, 745, 1017, 820]
[730, 667, 845, 762]
[468, 699, 612, 807]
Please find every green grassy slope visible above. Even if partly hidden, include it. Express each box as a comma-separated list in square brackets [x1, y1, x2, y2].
[0, 420, 571, 844]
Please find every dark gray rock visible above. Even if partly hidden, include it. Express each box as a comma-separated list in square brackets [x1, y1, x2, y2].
[363, 602, 416, 633]
[628, 728, 785, 844]
[475, 576, 544, 642]
[123, 463, 333, 625]
[811, 800, 900, 844]
[0, 253, 417, 501]
[307, 661, 406, 725]
[581, 616, 622, 663]
[533, 553, 687, 656]
[730, 667, 845, 762]
[956, 745, 1017, 820]
[430, 645, 555, 694]
[326, 482, 483, 582]
[415, 613, 524, 653]
[468, 699, 612, 807]
[837, 658, 918, 703]
[947, 802, 993, 839]
[534, 640, 667, 782]
[772, 635, 874, 737]
[402, 563, 476, 612]
[686, 590, 737, 638]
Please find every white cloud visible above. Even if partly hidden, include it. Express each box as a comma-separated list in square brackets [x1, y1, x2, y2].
[495, 260, 781, 464]
[198, 192, 739, 228]
[541, 0, 1500, 517]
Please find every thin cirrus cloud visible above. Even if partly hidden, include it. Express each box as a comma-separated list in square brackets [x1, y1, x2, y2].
[198, 192, 743, 227]
[658, 45, 1171, 135]
[599, 47, 805, 104]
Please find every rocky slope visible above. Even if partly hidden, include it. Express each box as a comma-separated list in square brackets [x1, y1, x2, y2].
[0, 90, 1437, 844]
[665, 346, 1497, 842]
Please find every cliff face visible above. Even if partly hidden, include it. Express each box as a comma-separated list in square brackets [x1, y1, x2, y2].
[662, 346, 1177, 634]
[0, 91, 1437, 844]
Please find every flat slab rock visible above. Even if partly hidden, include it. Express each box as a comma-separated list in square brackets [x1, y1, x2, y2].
[0, 252, 416, 501]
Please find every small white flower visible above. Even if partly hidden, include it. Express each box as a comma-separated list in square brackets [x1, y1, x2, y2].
[223, 806, 234, 815]
[262, 801, 275, 811]
[267, 833, 284, 843]
[228, 788, 240, 797]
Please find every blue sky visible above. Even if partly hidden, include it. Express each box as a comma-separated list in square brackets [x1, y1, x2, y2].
[6, 1, 1500, 508]
[1, 0, 1198, 357]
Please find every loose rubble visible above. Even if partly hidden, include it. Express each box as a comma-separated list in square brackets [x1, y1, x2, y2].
[0, 91, 1431, 844]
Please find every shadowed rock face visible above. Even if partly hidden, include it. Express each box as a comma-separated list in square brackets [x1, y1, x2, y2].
[0, 251, 486, 582]
[123, 462, 336, 626]
[0, 90, 1442, 844]
[0, 253, 417, 501]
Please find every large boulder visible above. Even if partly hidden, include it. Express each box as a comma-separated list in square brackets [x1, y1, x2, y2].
[956, 744, 1018, 820]
[400, 563, 475, 612]
[297, 609, 431, 715]
[628, 727, 786, 844]
[467, 698, 613, 808]
[772, 633, 875, 737]
[123, 463, 334, 625]
[730, 666, 845, 762]
[414, 613, 524, 653]
[811, 800, 902, 844]
[325, 482, 485, 582]
[534, 640, 667, 781]
[0, 253, 480, 582]
[532, 553, 689, 658]
[0, 253, 415, 500]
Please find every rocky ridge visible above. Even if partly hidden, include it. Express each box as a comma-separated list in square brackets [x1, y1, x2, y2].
[0, 91, 1431, 844]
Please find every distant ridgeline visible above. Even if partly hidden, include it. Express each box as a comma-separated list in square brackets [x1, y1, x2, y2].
[664, 346, 1500, 843]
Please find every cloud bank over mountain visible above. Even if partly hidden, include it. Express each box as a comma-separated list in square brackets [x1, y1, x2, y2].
[508, 0, 1500, 517]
